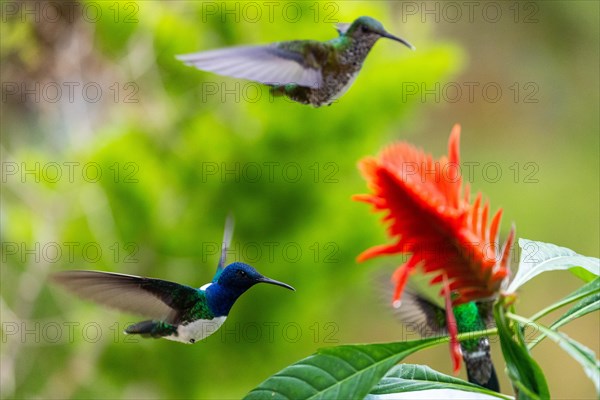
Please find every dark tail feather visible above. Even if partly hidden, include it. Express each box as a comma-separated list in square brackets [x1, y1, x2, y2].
[125, 320, 177, 339]
[466, 360, 500, 392]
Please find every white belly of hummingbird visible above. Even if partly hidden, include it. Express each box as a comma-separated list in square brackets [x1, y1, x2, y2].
[165, 316, 227, 344]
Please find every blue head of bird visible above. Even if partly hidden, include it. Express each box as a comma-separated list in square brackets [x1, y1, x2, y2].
[206, 262, 294, 316]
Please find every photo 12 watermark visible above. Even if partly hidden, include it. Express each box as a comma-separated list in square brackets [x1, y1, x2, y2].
[1, 1, 139, 24]
[1, 242, 139, 264]
[1, 321, 133, 345]
[2, 82, 139, 105]
[219, 321, 339, 344]
[399, 1, 539, 24]
[2, 162, 140, 184]
[389, 160, 540, 185]
[401, 81, 540, 104]
[199, 161, 339, 184]
[199, 2, 339, 23]
[202, 241, 340, 264]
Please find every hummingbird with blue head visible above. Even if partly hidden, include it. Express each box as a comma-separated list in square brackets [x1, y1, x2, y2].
[51, 216, 295, 344]
[177, 16, 415, 107]
[393, 286, 500, 392]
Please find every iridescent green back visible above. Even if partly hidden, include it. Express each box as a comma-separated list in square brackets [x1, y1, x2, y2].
[453, 302, 486, 351]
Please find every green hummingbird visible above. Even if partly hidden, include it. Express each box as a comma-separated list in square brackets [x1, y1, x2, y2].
[51, 217, 295, 344]
[394, 287, 500, 392]
[176, 16, 414, 107]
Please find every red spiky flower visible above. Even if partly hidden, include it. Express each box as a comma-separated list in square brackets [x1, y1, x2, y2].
[354, 124, 515, 371]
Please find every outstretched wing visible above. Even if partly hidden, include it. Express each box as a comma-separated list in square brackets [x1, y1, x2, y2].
[213, 213, 234, 282]
[376, 272, 447, 337]
[176, 42, 324, 89]
[51, 270, 202, 323]
[392, 287, 448, 337]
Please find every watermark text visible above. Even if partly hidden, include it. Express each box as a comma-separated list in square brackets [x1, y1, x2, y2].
[2, 162, 139, 184]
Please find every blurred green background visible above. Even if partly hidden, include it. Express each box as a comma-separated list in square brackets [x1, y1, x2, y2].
[1, 1, 598, 399]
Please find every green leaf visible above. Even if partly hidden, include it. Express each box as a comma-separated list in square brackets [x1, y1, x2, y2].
[507, 313, 600, 394]
[530, 277, 600, 322]
[244, 337, 442, 400]
[529, 292, 600, 349]
[571, 267, 598, 282]
[368, 364, 512, 399]
[551, 291, 600, 329]
[245, 329, 497, 400]
[494, 301, 550, 400]
[507, 239, 600, 293]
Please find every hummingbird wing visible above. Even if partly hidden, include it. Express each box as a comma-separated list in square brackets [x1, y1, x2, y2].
[393, 287, 448, 337]
[213, 213, 234, 282]
[51, 270, 203, 323]
[375, 271, 447, 337]
[176, 41, 326, 89]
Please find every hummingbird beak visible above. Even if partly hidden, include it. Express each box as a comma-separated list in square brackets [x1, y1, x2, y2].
[257, 277, 295, 291]
[381, 32, 416, 51]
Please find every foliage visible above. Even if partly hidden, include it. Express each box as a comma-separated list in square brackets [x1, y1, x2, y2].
[2, 1, 599, 399]
[247, 240, 599, 399]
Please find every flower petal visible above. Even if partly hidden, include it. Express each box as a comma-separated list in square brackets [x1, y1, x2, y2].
[443, 274, 462, 373]
[355, 125, 515, 305]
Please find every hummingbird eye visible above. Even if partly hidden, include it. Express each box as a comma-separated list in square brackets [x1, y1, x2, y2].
[237, 270, 247, 278]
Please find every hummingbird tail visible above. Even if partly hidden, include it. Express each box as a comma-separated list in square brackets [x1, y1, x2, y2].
[125, 320, 177, 339]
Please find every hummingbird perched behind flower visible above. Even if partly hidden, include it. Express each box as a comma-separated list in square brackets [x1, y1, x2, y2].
[176, 16, 414, 107]
[52, 216, 295, 344]
[355, 125, 516, 390]
[393, 287, 500, 391]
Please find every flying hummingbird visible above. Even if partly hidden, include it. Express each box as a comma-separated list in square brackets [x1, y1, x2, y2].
[51, 217, 295, 344]
[176, 16, 414, 107]
[394, 287, 500, 392]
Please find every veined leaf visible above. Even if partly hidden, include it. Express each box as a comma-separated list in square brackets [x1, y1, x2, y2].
[508, 313, 600, 394]
[506, 239, 600, 293]
[368, 364, 512, 399]
[244, 337, 442, 400]
[245, 329, 496, 399]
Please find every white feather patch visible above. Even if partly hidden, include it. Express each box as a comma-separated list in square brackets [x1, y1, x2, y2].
[165, 316, 227, 344]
